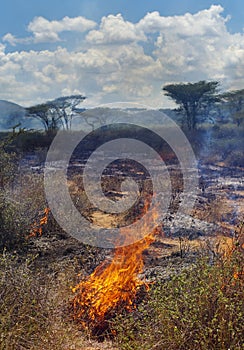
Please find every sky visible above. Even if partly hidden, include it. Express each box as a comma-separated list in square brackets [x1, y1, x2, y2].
[0, 0, 243, 108]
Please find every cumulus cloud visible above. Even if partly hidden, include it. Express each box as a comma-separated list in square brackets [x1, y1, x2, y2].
[3, 33, 22, 46]
[28, 15, 97, 43]
[3, 33, 32, 46]
[0, 43, 5, 55]
[3, 16, 97, 45]
[137, 5, 229, 36]
[146, 5, 244, 88]
[86, 13, 146, 44]
[0, 6, 243, 108]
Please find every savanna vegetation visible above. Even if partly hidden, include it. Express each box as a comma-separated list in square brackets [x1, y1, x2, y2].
[0, 81, 243, 349]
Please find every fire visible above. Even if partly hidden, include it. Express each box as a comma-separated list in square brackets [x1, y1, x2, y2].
[72, 207, 159, 331]
[29, 207, 50, 237]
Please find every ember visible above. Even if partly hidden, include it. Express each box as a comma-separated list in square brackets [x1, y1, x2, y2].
[29, 207, 50, 237]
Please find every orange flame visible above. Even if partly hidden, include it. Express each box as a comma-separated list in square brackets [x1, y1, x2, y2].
[29, 207, 50, 237]
[72, 206, 159, 328]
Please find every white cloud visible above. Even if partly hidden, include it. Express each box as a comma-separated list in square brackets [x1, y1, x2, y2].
[0, 43, 5, 56]
[86, 13, 146, 44]
[137, 5, 229, 36]
[3, 33, 19, 46]
[126, 4, 244, 93]
[0, 6, 243, 108]
[2, 16, 97, 46]
[3, 33, 32, 46]
[27, 16, 97, 43]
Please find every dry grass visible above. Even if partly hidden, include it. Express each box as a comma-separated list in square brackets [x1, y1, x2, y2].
[0, 251, 118, 350]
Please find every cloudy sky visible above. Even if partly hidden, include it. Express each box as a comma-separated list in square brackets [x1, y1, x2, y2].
[0, 0, 243, 108]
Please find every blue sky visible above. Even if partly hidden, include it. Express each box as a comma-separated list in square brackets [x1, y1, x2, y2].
[1, 0, 244, 35]
[0, 0, 243, 107]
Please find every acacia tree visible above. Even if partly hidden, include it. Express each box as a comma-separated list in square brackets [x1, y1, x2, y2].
[220, 89, 244, 126]
[74, 107, 114, 131]
[26, 103, 62, 133]
[26, 94, 86, 133]
[48, 95, 86, 130]
[162, 81, 220, 130]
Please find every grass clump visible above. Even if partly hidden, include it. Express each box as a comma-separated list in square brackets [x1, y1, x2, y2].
[112, 250, 244, 350]
[0, 251, 89, 350]
[0, 252, 50, 349]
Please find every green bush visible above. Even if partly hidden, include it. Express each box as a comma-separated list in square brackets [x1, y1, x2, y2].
[13, 131, 55, 152]
[113, 251, 244, 350]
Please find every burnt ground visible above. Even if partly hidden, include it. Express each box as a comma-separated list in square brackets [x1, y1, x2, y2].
[27, 158, 243, 277]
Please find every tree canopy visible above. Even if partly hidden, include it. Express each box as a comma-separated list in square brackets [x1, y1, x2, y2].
[26, 103, 60, 133]
[48, 95, 86, 130]
[26, 95, 86, 133]
[162, 81, 220, 130]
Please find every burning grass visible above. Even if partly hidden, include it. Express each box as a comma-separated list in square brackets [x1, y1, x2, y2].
[71, 199, 160, 337]
[72, 233, 156, 336]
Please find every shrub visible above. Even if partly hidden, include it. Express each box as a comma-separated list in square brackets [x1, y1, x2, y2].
[0, 170, 52, 251]
[13, 131, 55, 152]
[113, 250, 244, 350]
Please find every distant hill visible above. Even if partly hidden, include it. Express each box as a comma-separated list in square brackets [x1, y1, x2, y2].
[0, 100, 41, 131]
[72, 107, 181, 131]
